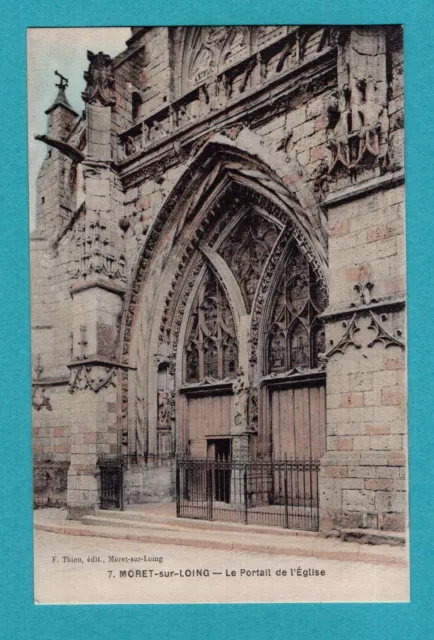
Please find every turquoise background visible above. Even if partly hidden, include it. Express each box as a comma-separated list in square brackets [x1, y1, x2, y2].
[1, 0, 433, 637]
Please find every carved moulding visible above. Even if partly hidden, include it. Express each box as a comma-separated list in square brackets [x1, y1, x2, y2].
[118, 50, 337, 190]
[118, 148, 329, 460]
[118, 368, 129, 450]
[120, 146, 328, 373]
[262, 365, 326, 382]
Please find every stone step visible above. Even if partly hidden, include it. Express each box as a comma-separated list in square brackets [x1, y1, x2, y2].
[94, 508, 318, 538]
[81, 515, 317, 547]
[35, 516, 408, 567]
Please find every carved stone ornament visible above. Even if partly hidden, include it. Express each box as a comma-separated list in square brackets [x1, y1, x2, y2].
[322, 273, 404, 360]
[82, 51, 116, 107]
[184, 266, 238, 383]
[351, 264, 378, 307]
[321, 314, 362, 360]
[157, 389, 175, 428]
[366, 312, 405, 349]
[181, 376, 233, 389]
[32, 386, 52, 411]
[69, 364, 117, 393]
[322, 311, 404, 361]
[320, 28, 391, 185]
[154, 352, 173, 370]
[264, 242, 327, 374]
[118, 368, 129, 450]
[232, 367, 250, 432]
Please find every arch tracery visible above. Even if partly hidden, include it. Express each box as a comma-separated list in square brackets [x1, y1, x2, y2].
[184, 265, 238, 383]
[265, 242, 327, 375]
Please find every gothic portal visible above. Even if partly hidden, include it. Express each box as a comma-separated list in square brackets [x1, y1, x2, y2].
[31, 26, 407, 538]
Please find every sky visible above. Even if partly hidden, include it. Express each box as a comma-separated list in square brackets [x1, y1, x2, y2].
[27, 28, 131, 230]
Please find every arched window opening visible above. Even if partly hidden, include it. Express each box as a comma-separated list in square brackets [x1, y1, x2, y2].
[184, 267, 238, 382]
[132, 92, 143, 121]
[266, 244, 327, 374]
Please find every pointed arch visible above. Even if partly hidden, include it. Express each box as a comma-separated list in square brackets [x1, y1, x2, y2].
[250, 237, 328, 376]
[117, 131, 328, 459]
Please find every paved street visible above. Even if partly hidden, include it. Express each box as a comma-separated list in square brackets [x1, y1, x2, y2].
[34, 529, 409, 604]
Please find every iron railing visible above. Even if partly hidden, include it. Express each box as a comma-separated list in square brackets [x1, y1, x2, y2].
[176, 457, 320, 531]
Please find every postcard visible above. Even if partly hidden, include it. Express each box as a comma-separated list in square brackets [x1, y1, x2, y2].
[29, 25, 408, 604]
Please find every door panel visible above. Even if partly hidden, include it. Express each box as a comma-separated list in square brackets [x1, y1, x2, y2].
[270, 385, 326, 460]
[186, 394, 233, 457]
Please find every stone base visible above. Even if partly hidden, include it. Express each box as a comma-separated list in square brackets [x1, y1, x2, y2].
[66, 463, 99, 519]
[341, 528, 406, 546]
[320, 508, 406, 534]
[33, 461, 70, 508]
[67, 504, 97, 520]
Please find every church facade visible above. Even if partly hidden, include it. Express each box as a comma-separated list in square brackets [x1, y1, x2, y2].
[31, 25, 407, 537]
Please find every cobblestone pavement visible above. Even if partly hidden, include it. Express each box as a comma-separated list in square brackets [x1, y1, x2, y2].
[34, 529, 409, 604]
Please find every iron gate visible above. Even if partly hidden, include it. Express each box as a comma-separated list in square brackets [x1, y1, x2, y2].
[99, 456, 124, 510]
[176, 457, 319, 531]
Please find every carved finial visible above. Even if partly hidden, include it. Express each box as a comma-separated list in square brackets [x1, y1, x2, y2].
[46, 70, 74, 112]
[55, 70, 69, 90]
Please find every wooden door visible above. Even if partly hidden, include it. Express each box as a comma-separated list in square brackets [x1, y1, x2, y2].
[186, 393, 233, 458]
[270, 384, 326, 460]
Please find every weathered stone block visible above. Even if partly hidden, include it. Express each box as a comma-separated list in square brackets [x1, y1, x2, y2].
[342, 490, 375, 512]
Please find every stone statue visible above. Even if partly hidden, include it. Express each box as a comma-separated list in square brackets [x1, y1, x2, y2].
[232, 367, 249, 431]
[158, 389, 175, 428]
[158, 389, 169, 428]
[82, 51, 116, 107]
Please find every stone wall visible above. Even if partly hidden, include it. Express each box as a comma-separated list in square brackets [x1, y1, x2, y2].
[320, 182, 406, 533]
